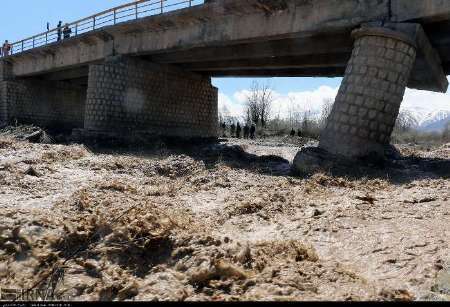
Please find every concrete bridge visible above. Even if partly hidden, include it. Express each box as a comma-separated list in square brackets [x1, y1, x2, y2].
[0, 0, 449, 160]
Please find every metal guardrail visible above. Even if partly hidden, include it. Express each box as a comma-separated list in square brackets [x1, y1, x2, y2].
[1, 0, 204, 57]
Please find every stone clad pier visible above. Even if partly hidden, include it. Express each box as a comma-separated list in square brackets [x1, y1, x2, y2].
[320, 25, 418, 158]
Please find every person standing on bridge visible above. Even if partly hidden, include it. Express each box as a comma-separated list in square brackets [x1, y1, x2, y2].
[2, 40, 11, 57]
[63, 24, 72, 39]
[57, 21, 63, 42]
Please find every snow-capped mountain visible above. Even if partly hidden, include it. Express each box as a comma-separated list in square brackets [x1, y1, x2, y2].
[419, 110, 449, 130]
[405, 108, 450, 132]
[401, 85, 450, 132]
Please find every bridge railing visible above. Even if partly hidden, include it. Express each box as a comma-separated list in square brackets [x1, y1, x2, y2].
[2, 0, 204, 57]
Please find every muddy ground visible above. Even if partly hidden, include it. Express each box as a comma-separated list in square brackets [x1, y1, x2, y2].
[0, 126, 449, 301]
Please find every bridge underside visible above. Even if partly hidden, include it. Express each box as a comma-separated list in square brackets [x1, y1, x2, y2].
[5, 0, 450, 89]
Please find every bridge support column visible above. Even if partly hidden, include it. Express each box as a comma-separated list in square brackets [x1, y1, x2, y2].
[294, 26, 419, 173]
[320, 26, 417, 158]
[82, 57, 218, 139]
[0, 61, 13, 126]
[0, 79, 86, 131]
[0, 83, 8, 126]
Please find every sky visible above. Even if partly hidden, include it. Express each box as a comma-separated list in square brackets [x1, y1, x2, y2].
[1, 0, 449, 122]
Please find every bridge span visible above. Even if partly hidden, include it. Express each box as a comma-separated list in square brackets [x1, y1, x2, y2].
[1, 0, 449, 161]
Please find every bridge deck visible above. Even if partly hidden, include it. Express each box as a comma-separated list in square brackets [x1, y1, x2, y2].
[2, 0, 450, 88]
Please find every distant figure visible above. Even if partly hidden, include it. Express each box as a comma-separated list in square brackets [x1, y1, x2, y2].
[250, 124, 256, 139]
[221, 122, 226, 137]
[230, 123, 236, 137]
[2, 40, 11, 57]
[57, 21, 63, 41]
[290, 128, 296, 137]
[297, 129, 302, 137]
[236, 123, 242, 138]
[63, 24, 72, 39]
[243, 124, 250, 139]
[46, 22, 50, 31]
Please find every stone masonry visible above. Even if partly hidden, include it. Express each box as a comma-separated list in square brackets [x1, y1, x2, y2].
[0, 83, 7, 126]
[319, 26, 417, 158]
[0, 61, 12, 81]
[84, 57, 218, 138]
[0, 61, 13, 126]
[0, 79, 86, 130]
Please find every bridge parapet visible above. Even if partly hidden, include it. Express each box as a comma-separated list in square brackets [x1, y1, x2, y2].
[1, 0, 204, 57]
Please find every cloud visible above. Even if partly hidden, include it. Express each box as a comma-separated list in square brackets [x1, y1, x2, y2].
[277, 85, 338, 116]
[218, 92, 245, 119]
[402, 88, 450, 112]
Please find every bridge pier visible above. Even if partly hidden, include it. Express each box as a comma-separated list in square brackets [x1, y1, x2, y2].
[1, 60, 86, 130]
[81, 57, 218, 139]
[0, 79, 86, 131]
[0, 61, 13, 126]
[0, 84, 7, 126]
[319, 26, 417, 158]
[293, 25, 430, 173]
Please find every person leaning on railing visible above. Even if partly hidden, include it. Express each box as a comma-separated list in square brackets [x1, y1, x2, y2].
[1, 40, 11, 57]
[63, 24, 72, 39]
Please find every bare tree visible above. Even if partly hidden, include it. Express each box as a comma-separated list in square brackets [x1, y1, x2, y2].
[287, 97, 297, 128]
[218, 105, 229, 124]
[246, 82, 261, 125]
[245, 81, 274, 128]
[218, 108, 225, 125]
[302, 110, 311, 133]
[319, 98, 334, 129]
[395, 109, 418, 133]
[259, 82, 273, 128]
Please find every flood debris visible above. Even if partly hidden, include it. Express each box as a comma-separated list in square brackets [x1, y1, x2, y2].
[0, 127, 448, 301]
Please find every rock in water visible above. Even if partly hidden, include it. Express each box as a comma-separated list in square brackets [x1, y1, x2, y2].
[24, 166, 41, 177]
[23, 130, 43, 143]
[292, 147, 335, 175]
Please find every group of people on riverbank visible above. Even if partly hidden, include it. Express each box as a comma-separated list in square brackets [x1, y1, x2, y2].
[1, 21, 72, 57]
[221, 122, 257, 139]
[290, 128, 302, 137]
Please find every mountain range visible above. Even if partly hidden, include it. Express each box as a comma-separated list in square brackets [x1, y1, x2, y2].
[405, 108, 450, 132]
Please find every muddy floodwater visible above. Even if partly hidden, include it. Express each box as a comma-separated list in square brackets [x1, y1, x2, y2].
[0, 130, 449, 301]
